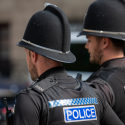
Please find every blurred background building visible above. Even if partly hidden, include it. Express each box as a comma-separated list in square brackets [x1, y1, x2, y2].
[0, 0, 97, 85]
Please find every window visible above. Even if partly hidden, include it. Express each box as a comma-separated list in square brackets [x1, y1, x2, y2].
[0, 23, 11, 77]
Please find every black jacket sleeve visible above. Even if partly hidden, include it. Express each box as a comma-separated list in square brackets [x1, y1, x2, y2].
[89, 79, 114, 107]
[101, 101, 124, 125]
[95, 89, 124, 125]
[13, 89, 43, 125]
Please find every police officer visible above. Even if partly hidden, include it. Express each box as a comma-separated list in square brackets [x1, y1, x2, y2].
[78, 0, 125, 124]
[13, 3, 123, 125]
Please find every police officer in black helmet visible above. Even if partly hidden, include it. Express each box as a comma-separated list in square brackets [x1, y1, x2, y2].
[13, 3, 123, 125]
[78, 0, 125, 124]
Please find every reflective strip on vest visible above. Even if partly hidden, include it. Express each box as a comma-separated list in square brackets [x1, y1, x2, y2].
[48, 98, 98, 108]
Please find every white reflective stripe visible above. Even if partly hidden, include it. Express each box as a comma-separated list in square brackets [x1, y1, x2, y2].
[48, 98, 98, 108]
[21, 39, 70, 54]
[83, 29, 125, 35]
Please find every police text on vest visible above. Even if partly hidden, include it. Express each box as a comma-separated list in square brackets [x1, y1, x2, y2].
[63, 105, 97, 123]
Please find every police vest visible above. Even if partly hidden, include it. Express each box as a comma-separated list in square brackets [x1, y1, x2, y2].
[30, 76, 102, 125]
[86, 66, 125, 124]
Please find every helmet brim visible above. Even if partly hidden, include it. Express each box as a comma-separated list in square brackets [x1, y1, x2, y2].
[77, 30, 125, 41]
[17, 40, 76, 63]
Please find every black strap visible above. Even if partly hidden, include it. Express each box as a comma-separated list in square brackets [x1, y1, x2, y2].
[41, 93, 50, 125]
[30, 76, 58, 125]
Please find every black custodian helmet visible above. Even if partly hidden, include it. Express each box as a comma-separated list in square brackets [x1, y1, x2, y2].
[17, 3, 76, 63]
[78, 0, 125, 41]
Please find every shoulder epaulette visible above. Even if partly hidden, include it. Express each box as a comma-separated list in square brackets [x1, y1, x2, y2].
[31, 76, 58, 94]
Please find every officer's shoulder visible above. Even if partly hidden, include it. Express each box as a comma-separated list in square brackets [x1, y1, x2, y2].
[18, 76, 57, 95]
[93, 87, 107, 104]
[83, 81, 106, 99]
[18, 87, 38, 95]
[32, 76, 58, 93]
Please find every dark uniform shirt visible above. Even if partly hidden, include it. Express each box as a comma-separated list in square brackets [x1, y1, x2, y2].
[86, 57, 125, 124]
[13, 66, 123, 125]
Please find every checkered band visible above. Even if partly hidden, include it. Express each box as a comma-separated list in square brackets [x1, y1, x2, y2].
[48, 98, 98, 108]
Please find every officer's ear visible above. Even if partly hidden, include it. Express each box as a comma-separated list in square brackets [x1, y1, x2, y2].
[101, 37, 110, 50]
[31, 51, 38, 64]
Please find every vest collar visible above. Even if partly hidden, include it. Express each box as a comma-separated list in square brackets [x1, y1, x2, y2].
[37, 66, 67, 82]
[100, 57, 125, 69]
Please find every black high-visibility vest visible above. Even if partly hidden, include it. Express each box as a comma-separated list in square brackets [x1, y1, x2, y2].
[31, 76, 100, 125]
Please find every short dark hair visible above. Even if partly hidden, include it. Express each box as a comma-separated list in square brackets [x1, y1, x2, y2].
[110, 38, 125, 49]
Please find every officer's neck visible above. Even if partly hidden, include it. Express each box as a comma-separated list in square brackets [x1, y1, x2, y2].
[36, 57, 62, 77]
[100, 49, 124, 65]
